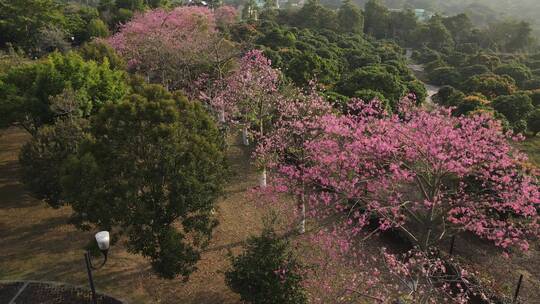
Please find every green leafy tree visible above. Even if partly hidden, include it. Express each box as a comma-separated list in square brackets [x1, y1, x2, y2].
[225, 227, 307, 304]
[61, 85, 227, 279]
[64, 4, 105, 45]
[494, 63, 533, 88]
[388, 8, 418, 45]
[242, 0, 258, 21]
[19, 114, 89, 208]
[116, 0, 145, 11]
[295, 0, 338, 31]
[432, 86, 465, 107]
[428, 66, 462, 87]
[364, 0, 389, 39]
[492, 93, 534, 130]
[87, 19, 110, 39]
[465, 73, 517, 99]
[35, 26, 71, 57]
[0, 0, 65, 51]
[337, 0, 363, 34]
[264, 0, 277, 10]
[148, 0, 171, 8]
[522, 78, 540, 90]
[526, 89, 540, 108]
[528, 108, 540, 135]
[79, 41, 125, 71]
[337, 65, 405, 106]
[467, 53, 501, 71]
[98, 0, 143, 29]
[454, 94, 490, 116]
[488, 21, 534, 52]
[442, 13, 473, 46]
[0, 51, 128, 135]
[353, 89, 386, 103]
[460, 64, 490, 80]
[406, 80, 428, 104]
[287, 51, 339, 86]
[414, 16, 454, 52]
[413, 47, 441, 64]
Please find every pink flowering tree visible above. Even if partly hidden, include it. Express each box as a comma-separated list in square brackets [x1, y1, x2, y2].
[259, 97, 539, 251]
[254, 86, 334, 231]
[224, 50, 282, 186]
[215, 6, 239, 28]
[199, 50, 282, 169]
[108, 7, 238, 90]
[255, 96, 538, 302]
[299, 226, 494, 304]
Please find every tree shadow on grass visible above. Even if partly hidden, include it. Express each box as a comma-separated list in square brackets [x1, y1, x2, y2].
[0, 162, 40, 210]
[185, 291, 228, 304]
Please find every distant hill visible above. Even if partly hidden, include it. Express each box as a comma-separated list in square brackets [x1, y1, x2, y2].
[371, 0, 540, 36]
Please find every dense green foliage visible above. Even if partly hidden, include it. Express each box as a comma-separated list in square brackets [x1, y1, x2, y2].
[0, 0, 114, 54]
[61, 84, 227, 279]
[231, 14, 425, 107]
[0, 51, 128, 134]
[226, 227, 307, 304]
[0, 0, 65, 51]
[19, 117, 89, 208]
[337, 0, 364, 34]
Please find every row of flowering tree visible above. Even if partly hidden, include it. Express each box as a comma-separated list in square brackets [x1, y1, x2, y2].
[198, 50, 283, 187]
[104, 8, 540, 297]
[193, 47, 540, 301]
[254, 92, 539, 301]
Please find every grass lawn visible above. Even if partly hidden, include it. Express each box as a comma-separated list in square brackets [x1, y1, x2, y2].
[0, 127, 271, 304]
[1, 127, 539, 303]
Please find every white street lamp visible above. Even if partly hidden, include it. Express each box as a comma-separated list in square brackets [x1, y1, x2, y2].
[85, 230, 111, 304]
[95, 231, 110, 252]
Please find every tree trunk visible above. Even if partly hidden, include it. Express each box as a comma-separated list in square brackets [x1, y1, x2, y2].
[259, 168, 267, 188]
[218, 108, 225, 123]
[242, 126, 249, 146]
[298, 194, 306, 234]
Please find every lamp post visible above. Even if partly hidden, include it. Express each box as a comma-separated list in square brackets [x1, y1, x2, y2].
[85, 231, 110, 304]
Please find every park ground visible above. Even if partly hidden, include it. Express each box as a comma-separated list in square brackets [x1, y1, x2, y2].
[0, 127, 539, 303]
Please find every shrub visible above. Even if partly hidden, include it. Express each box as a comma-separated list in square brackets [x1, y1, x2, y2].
[225, 227, 307, 304]
[429, 66, 462, 87]
[465, 73, 516, 99]
[454, 94, 490, 116]
[432, 86, 465, 107]
[528, 108, 540, 135]
[494, 63, 532, 87]
[492, 93, 534, 130]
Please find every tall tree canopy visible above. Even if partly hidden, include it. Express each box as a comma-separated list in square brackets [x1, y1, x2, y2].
[0, 51, 128, 135]
[0, 0, 65, 50]
[61, 85, 227, 279]
[258, 98, 540, 251]
[337, 0, 364, 34]
[364, 0, 390, 39]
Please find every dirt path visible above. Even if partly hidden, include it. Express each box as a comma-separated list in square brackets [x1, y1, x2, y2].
[0, 127, 268, 304]
[405, 48, 441, 105]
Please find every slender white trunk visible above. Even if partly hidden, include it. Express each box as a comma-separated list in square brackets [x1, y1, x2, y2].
[299, 195, 306, 234]
[259, 168, 267, 188]
[242, 126, 249, 146]
[218, 108, 225, 123]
